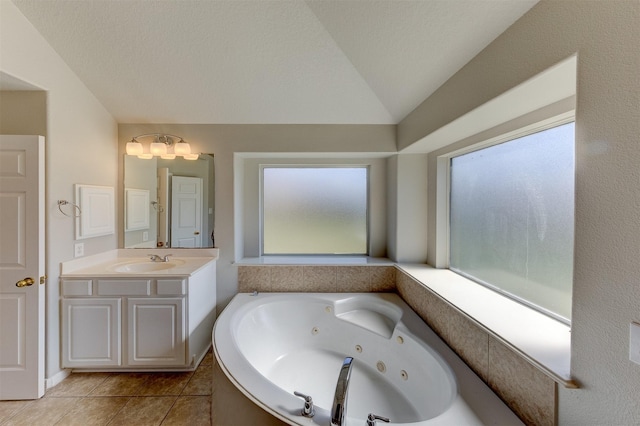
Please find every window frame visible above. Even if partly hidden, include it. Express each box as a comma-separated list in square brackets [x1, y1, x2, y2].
[259, 164, 371, 256]
[437, 113, 575, 324]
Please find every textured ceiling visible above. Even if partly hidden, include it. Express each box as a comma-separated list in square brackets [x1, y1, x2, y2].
[12, 0, 537, 124]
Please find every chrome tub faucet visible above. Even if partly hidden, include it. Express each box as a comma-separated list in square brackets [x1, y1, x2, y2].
[331, 357, 354, 426]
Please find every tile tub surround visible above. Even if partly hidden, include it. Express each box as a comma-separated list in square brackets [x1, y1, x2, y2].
[237, 265, 396, 293]
[238, 264, 558, 426]
[395, 269, 557, 426]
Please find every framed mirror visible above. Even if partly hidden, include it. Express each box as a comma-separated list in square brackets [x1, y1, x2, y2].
[123, 154, 215, 248]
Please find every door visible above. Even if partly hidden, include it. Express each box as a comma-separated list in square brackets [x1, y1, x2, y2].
[0, 135, 45, 400]
[170, 176, 202, 248]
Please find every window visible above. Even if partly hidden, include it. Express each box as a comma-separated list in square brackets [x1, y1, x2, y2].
[262, 167, 368, 255]
[449, 122, 575, 322]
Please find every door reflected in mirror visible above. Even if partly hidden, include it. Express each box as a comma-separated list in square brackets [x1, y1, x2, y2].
[123, 154, 214, 248]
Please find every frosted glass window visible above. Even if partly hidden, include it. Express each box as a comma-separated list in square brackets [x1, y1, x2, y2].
[263, 167, 368, 254]
[450, 122, 575, 321]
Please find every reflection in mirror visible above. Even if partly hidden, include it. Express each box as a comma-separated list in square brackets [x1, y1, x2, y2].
[123, 154, 215, 248]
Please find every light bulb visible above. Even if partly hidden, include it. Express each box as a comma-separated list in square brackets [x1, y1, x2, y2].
[174, 141, 191, 155]
[150, 142, 167, 156]
[126, 140, 143, 155]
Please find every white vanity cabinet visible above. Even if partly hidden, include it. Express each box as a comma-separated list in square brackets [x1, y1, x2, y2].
[60, 251, 217, 371]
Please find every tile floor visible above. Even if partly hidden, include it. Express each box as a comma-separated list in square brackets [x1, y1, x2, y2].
[0, 350, 212, 426]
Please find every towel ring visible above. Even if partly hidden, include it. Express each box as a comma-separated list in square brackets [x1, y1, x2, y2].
[57, 200, 81, 218]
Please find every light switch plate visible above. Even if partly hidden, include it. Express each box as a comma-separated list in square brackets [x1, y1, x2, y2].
[630, 322, 640, 365]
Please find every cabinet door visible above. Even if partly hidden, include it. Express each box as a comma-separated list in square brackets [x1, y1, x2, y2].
[127, 297, 186, 366]
[62, 298, 121, 368]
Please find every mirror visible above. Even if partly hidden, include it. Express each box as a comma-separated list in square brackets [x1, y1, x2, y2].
[123, 154, 215, 248]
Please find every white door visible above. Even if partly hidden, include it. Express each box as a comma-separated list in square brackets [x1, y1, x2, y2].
[170, 176, 202, 248]
[0, 135, 45, 400]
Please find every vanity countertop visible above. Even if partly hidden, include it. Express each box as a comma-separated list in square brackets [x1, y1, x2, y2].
[61, 248, 219, 277]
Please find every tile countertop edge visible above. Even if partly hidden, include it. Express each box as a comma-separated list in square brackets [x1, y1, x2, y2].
[397, 263, 576, 389]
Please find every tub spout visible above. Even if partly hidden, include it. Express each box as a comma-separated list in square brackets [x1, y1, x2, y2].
[331, 357, 354, 426]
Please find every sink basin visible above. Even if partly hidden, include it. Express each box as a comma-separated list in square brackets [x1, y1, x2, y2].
[108, 259, 186, 273]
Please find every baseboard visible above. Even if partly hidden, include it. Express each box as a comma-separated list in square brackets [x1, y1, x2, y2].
[45, 369, 72, 391]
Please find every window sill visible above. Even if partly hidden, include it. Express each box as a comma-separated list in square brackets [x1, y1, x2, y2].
[236, 256, 395, 266]
[397, 263, 575, 388]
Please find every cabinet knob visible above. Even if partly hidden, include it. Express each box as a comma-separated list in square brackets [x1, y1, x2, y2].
[194, 231, 200, 235]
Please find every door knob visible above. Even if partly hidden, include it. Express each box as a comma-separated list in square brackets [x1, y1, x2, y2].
[16, 277, 35, 287]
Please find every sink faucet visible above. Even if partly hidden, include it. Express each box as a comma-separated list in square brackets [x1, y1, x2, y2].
[148, 254, 172, 262]
[331, 357, 353, 426]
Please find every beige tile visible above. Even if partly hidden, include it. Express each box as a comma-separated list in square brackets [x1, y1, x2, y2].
[0, 400, 30, 424]
[238, 266, 271, 292]
[182, 363, 212, 396]
[336, 266, 369, 292]
[302, 266, 336, 292]
[270, 266, 304, 292]
[138, 372, 193, 396]
[488, 337, 556, 426]
[107, 396, 176, 426]
[55, 396, 129, 426]
[161, 396, 210, 426]
[46, 372, 111, 397]
[396, 271, 430, 320]
[90, 373, 153, 396]
[370, 266, 396, 292]
[441, 310, 489, 381]
[396, 271, 489, 380]
[3, 396, 79, 426]
[199, 348, 213, 366]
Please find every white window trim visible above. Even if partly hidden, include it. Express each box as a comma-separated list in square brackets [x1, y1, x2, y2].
[425, 111, 576, 387]
[434, 111, 576, 269]
[259, 165, 370, 256]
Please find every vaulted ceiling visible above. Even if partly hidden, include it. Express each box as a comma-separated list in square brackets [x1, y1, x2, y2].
[11, 0, 537, 124]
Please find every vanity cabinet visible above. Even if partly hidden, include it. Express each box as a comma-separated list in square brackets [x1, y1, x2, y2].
[60, 256, 216, 371]
[62, 297, 122, 367]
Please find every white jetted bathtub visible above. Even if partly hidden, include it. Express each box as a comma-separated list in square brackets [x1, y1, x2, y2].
[213, 293, 523, 425]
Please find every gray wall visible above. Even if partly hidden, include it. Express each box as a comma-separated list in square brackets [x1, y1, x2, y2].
[399, 1, 640, 423]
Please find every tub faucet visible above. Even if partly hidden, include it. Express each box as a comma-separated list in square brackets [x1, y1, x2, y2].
[331, 357, 354, 426]
[367, 413, 390, 426]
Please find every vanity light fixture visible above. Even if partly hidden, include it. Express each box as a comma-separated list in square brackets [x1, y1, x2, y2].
[126, 134, 194, 160]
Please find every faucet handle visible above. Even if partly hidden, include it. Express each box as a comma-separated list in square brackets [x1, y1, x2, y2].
[367, 413, 390, 426]
[162, 254, 172, 262]
[293, 391, 315, 418]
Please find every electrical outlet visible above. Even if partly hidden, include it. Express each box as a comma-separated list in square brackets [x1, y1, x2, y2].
[630, 322, 640, 365]
[74, 242, 84, 258]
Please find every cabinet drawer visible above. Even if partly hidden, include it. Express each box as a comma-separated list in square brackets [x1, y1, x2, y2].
[157, 279, 187, 295]
[97, 279, 151, 296]
[62, 280, 92, 296]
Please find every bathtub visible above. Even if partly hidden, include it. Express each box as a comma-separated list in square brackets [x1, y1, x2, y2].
[213, 293, 523, 425]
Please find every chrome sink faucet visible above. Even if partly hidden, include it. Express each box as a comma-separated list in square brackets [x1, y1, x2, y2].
[148, 254, 172, 262]
[331, 357, 354, 426]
